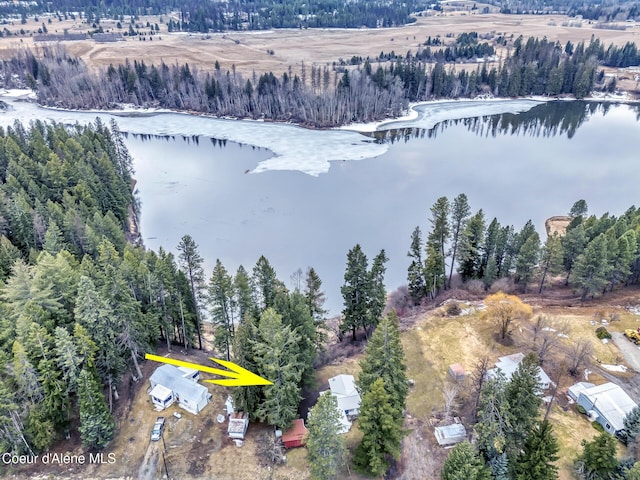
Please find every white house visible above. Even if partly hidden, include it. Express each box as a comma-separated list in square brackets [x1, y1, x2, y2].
[487, 352, 551, 391]
[576, 382, 638, 435]
[329, 374, 361, 419]
[149, 364, 211, 414]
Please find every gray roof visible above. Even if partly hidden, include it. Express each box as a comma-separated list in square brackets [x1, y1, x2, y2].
[150, 364, 209, 401]
[329, 374, 361, 412]
[434, 424, 467, 445]
[568, 382, 596, 401]
[580, 382, 637, 432]
[487, 352, 551, 389]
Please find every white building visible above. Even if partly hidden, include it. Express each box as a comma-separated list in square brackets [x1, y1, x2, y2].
[328, 374, 361, 419]
[487, 352, 551, 391]
[576, 382, 638, 435]
[149, 364, 211, 414]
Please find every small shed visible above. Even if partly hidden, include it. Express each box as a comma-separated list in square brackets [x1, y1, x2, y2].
[448, 363, 465, 381]
[282, 419, 308, 449]
[228, 412, 249, 440]
[434, 423, 467, 446]
[149, 384, 175, 410]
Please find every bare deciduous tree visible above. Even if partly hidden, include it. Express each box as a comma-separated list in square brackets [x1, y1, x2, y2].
[568, 339, 593, 377]
[442, 383, 460, 422]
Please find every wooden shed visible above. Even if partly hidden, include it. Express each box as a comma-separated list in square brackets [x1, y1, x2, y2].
[448, 363, 465, 381]
[282, 419, 308, 449]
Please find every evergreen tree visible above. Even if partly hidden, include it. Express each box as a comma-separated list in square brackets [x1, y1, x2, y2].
[538, 232, 564, 294]
[441, 441, 492, 480]
[578, 432, 618, 479]
[449, 193, 471, 288]
[515, 231, 540, 293]
[489, 452, 510, 480]
[303, 267, 328, 349]
[367, 249, 388, 330]
[426, 196, 450, 292]
[177, 234, 205, 349]
[340, 244, 369, 341]
[623, 405, 640, 445]
[231, 314, 261, 417]
[358, 310, 408, 417]
[505, 352, 542, 454]
[570, 233, 610, 301]
[306, 392, 347, 480]
[208, 259, 235, 361]
[252, 255, 283, 311]
[77, 367, 115, 450]
[353, 378, 403, 477]
[512, 420, 559, 480]
[475, 372, 511, 461]
[562, 223, 586, 283]
[253, 308, 302, 430]
[233, 265, 255, 322]
[458, 209, 486, 281]
[407, 226, 426, 304]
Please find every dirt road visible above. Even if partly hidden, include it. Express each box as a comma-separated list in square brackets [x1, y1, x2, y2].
[137, 441, 160, 480]
[611, 332, 640, 373]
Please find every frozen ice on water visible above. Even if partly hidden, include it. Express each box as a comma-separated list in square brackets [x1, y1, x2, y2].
[0, 95, 545, 176]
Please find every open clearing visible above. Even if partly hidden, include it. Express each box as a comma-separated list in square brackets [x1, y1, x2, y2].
[1, 13, 639, 76]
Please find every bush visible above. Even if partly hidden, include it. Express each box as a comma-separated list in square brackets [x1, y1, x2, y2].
[489, 277, 515, 294]
[592, 421, 605, 433]
[465, 279, 485, 295]
[577, 405, 587, 415]
[446, 302, 461, 316]
[596, 326, 612, 340]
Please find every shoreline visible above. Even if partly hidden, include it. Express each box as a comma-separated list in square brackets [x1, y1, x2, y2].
[2, 88, 638, 134]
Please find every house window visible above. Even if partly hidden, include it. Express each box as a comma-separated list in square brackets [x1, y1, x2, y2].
[606, 423, 611, 430]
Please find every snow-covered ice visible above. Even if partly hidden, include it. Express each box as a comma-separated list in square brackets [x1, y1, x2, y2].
[0, 93, 550, 175]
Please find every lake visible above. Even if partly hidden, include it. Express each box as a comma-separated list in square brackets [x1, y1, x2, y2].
[1, 95, 639, 315]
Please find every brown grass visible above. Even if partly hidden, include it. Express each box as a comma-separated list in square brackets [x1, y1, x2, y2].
[2, 12, 640, 78]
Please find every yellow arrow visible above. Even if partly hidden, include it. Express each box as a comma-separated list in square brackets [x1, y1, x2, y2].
[145, 354, 273, 387]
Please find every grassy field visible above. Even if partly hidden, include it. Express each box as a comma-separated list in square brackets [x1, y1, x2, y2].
[1, 12, 639, 78]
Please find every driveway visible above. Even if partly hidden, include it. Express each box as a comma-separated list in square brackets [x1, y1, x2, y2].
[611, 332, 640, 373]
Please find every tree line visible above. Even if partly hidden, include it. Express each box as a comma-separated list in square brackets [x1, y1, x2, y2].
[0, 119, 205, 454]
[406, 194, 640, 304]
[1, 36, 633, 128]
[0, 0, 425, 30]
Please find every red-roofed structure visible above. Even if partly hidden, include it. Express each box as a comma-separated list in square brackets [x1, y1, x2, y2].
[282, 419, 308, 449]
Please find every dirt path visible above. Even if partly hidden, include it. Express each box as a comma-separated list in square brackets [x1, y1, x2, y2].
[611, 332, 640, 373]
[137, 442, 160, 480]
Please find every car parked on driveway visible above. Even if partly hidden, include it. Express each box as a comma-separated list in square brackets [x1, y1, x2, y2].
[151, 416, 166, 441]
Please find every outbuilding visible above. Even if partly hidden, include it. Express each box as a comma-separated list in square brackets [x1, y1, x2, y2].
[282, 419, 308, 449]
[149, 364, 211, 414]
[434, 423, 467, 446]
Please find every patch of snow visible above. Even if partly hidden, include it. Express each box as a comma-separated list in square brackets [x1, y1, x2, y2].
[0, 88, 37, 99]
[601, 364, 627, 372]
[557, 333, 569, 338]
[601, 338, 609, 344]
[542, 327, 556, 332]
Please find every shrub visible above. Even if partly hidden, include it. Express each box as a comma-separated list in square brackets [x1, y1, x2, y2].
[446, 302, 461, 316]
[465, 279, 485, 295]
[596, 327, 612, 340]
[577, 405, 587, 415]
[592, 421, 605, 433]
[489, 277, 515, 294]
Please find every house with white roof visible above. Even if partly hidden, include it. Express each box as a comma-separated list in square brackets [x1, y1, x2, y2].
[149, 364, 211, 414]
[487, 352, 551, 391]
[328, 374, 361, 419]
[577, 382, 638, 435]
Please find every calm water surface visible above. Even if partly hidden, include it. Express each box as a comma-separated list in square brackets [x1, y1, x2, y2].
[125, 102, 640, 315]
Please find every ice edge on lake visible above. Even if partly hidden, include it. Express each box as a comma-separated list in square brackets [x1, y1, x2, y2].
[0, 92, 554, 176]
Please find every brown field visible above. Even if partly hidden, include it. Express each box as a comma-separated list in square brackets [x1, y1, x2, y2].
[1, 12, 639, 77]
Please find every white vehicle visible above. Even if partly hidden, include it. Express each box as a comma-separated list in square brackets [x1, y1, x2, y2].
[150, 416, 166, 441]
